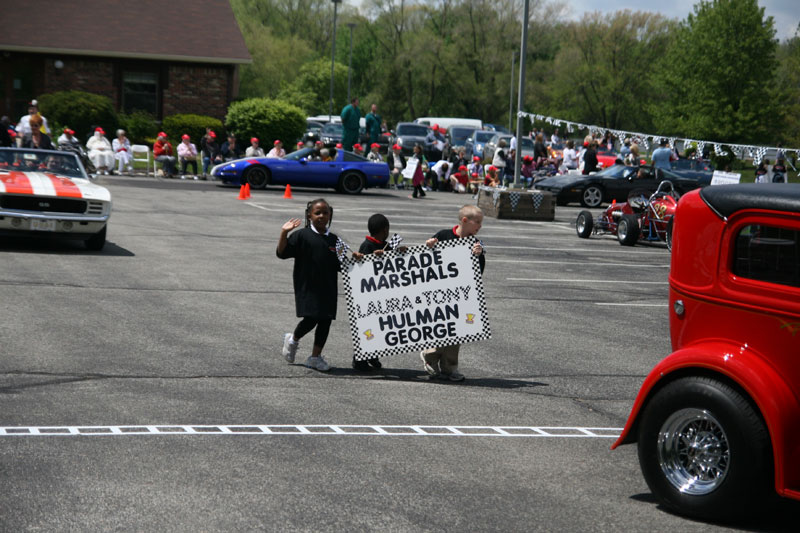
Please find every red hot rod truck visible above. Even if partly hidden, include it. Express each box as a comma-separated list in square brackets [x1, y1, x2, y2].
[612, 183, 800, 520]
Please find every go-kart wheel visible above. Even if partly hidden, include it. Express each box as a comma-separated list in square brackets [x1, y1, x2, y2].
[576, 210, 593, 238]
[85, 226, 106, 251]
[244, 166, 270, 189]
[581, 185, 603, 208]
[636, 376, 772, 521]
[339, 171, 364, 194]
[617, 214, 639, 246]
[666, 217, 674, 251]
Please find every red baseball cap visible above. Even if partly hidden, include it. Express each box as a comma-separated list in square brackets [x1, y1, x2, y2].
[315, 140, 323, 146]
[473, 156, 480, 162]
[297, 141, 304, 147]
[158, 131, 167, 138]
[181, 134, 190, 140]
[458, 165, 468, 172]
[336, 143, 343, 148]
[471, 172, 478, 178]
[208, 131, 216, 138]
[273, 139, 281, 145]
[488, 165, 498, 172]
[370, 143, 380, 149]
[252, 137, 259, 144]
[432, 124, 439, 131]
[353, 143, 362, 150]
[95, 127, 105, 134]
[392, 144, 401, 150]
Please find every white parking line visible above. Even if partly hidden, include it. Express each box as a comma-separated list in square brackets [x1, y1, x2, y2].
[0, 425, 622, 439]
[492, 260, 668, 268]
[508, 278, 667, 284]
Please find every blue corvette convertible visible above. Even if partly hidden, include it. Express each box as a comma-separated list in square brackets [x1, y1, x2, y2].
[211, 147, 390, 194]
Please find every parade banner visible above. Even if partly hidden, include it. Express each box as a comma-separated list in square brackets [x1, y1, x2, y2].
[710, 170, 742, 185]
[341, 238, 491, 361]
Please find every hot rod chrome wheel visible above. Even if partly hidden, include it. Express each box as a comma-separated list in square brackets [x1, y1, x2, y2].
[575, 210, 593, 238]
[580, 185, 603, 207]
[657, 408, 729, 495]
[636, 376, 773, 521]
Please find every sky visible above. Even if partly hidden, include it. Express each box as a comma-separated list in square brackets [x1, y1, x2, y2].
[564, 0, 799, 41]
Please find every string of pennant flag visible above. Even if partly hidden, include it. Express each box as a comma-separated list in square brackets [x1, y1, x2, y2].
[518, 111, 799, 167]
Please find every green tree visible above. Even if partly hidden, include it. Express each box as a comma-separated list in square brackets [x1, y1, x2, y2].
[225, 98, 306, 145]
[277, 59, 349, 116]
[776, 24, 800, 148]
[544, 11, 673, 132]
[651, 0, 780, 143]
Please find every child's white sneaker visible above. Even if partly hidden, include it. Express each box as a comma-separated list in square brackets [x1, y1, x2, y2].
[282, 333, 298, 363]
[305, 355, 330, 372]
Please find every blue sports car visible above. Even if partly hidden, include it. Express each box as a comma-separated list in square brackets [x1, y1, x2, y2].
[211, 147, 390, 194]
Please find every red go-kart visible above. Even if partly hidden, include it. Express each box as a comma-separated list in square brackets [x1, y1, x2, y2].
[613, 184, 800, 520]
[575, 180, 678, 248]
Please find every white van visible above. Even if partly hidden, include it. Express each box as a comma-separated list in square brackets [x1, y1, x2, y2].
[415, 117, 483, 130]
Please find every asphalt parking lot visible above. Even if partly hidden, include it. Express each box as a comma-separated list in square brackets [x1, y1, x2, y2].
[1, 176, 797, 531]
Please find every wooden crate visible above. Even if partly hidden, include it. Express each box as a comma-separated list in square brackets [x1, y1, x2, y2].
[476, 187, 555, 220]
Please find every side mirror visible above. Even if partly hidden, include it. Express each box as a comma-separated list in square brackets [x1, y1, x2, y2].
[299, 158, 307, 164]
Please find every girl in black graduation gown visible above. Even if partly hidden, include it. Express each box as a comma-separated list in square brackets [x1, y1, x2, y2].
[276, 198, 343, 372]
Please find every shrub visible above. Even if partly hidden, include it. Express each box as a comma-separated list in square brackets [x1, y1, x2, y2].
[118, 111, 159, 145]
[225, 98, 305, 147]
[37, 90, 118, 140]
[162, 114, 223, 145]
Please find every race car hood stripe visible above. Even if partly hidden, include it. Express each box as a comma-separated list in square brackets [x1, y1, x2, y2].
[46, 173, 83, 198]
[26, 172, 58, 197]
[0, 172, 34, 195]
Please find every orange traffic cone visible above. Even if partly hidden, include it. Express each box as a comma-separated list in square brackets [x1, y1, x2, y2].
[244, 183, 251, 199]
[283, 184, 293, 199]
[238, 184, 248, 200]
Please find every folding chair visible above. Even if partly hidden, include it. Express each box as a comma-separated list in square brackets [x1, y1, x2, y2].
[131, 145, 150, 176]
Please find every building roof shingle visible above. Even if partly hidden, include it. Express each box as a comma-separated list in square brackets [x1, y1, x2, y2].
[0, 0, 251, 64]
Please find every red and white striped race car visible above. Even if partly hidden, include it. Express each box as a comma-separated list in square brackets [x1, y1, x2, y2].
[0, 148, 112, 250]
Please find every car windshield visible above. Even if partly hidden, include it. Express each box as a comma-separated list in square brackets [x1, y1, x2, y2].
[322, 123, 343, 134]
[0, 148, 87, 179]
[596, 164, 636, 179]
[449, 127, 474, 144]
[284, 147, 314, 161]
[306, 121, 323, 132]
[474, 131, 494, 142]
[396, 124, 429, 137]
[520, 138, 534, 149]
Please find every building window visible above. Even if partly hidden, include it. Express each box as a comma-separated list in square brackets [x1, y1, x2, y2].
[733, 224, 800, 288]
[122, 71, 158, 115]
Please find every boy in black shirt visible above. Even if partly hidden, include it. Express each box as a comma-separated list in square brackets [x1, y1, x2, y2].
[354, 213, 405, 371]
[421, 205, 485, 381]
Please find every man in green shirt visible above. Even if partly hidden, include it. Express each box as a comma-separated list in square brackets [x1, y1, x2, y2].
[365, 103, 382, 146]
[340, 97, 361, 151]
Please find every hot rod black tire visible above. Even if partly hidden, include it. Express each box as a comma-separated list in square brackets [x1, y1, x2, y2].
[636, 376, 772, 521]
[85, 226, 106, 251]
[617, 214, 639, 246]
[576, 210, 593, 238]
[580, 185, 604, 208]
[244, 166, 270, 189]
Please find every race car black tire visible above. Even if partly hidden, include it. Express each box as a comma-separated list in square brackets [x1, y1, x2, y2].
[580, 185, 603, 208]
[85, 226, 106, 251]
[339, 171, 365, 195]
[666, 217, 674, 251]
[244, 166, 270, 189]
[617, 214, 639, 246]
[576, 210, 593, 238]
[636, 376, 772, 521]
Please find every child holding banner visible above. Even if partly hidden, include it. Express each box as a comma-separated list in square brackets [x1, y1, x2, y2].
[276, 198, 348, 372]
[421, 205, 485, 381]
[353, 213, 406, 371]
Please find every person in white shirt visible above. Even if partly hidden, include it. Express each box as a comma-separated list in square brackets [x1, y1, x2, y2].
[112, 129, 134, 175]
[16, 100, 50, 143]
[265, 139, 285, 158]
[177, 134, 199, 178]
[509, 136, 517, 151]
[367, 143, 383, 162]
[57, 127, 81, 152]
[562, 139, 578, 171]
[551, 128, 561, 145]
[86, 127, 114, 175]
[430, 160, 451, 191]
[247, 137, 266, 157]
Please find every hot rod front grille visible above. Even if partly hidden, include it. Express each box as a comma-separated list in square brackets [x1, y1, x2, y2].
[0, 195, 88, 214]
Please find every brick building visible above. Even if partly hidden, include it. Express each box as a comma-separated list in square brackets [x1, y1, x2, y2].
[0, 0, 251, 123]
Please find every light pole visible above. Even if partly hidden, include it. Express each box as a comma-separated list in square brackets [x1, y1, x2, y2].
[513, 0, 530, 188]
[508, 51, 516, 132]
[346, 23, 356, 102]
[328, 0, 342, 121]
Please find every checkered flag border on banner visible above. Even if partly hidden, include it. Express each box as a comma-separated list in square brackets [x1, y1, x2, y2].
[340, 238, 492, 361]
[386, 233, 404, 250]
[509, 191, 520, 211]
[531, 191, 543, 212]
[335, 237, 351, 262]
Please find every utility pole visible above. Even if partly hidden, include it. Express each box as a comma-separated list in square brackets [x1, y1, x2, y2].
[513, 0, 529, 188]
[328, 0, 342, 121]
[508, 51, 516, 132]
